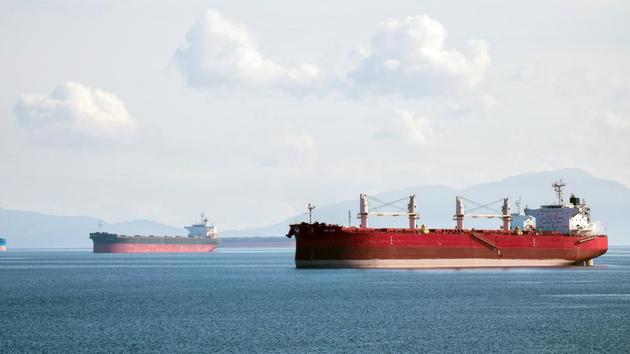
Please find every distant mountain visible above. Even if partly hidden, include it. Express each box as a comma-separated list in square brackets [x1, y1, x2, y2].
[0, 210, 183, 249]
[1, 168, 628, 248]
[223, 168, 629, 245]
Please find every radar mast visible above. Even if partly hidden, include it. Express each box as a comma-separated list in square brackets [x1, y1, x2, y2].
[552, 179, 566, 205]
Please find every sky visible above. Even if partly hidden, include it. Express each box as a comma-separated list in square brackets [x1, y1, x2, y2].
[1, 0, 629, 229]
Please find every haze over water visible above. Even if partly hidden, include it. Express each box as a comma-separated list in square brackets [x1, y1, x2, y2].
[1, 248, 630, 353]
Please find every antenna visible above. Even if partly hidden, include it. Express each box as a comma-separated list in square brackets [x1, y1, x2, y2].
[552, 179, 566, 205]
[348, 210, 351, 227]
[307, 203, 316, 224]
[515, 197, 522, 214]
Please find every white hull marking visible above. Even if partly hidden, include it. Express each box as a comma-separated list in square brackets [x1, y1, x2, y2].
[296, 258, 578, 269]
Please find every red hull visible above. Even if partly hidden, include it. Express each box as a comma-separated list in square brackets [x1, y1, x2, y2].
[93, 243, 218, 253]
[287, 223, 608, 268]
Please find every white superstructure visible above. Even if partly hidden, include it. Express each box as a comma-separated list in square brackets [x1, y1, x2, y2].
[185, 213, 219, 238]
[524, 180, 594, 235]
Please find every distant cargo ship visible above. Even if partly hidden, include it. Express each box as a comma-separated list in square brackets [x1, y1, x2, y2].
[287, 181, 608, 268]
[90, 214, 219, 253]
[0, 237, 6, 251]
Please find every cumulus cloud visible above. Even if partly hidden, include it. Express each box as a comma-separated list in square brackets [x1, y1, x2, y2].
[604, 112, 630, 132]
[395, 110, 435, 145]
[374, 110, 435, 145]
[285, 133, 315, 150]
[349, 15, 490, 96]
[14, 82, 136, 144]
[173, 11, 491, 101]
[174, 9, 325, 93]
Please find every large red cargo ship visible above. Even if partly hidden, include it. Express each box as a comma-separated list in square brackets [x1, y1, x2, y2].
[287, 181, 608, 268]
[90, 214, 219, 253]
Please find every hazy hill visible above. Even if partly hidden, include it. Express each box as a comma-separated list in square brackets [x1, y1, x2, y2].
[1, 168, 627, 248]
[0, 210, 183, 248]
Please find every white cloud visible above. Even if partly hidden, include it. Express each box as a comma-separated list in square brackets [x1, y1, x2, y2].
[375, 110, 435, 145]
[604, 112, 630, 132]
[396, 110, 435, 145]
[480, 94, 498, 109]
[14, 81, 136, 144]
[349, 15, 490, 96]
[174, 11, 490, 100]
[285, 133, 315, 150]
[174, 9, 325, 93]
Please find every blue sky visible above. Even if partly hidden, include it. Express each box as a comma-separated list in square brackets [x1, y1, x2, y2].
[1, 1, 629, 228]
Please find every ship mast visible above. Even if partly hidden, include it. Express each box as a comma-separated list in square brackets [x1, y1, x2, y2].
[553, 179, 566, 205]
[307, 203, 316, 224]
[408, 195, 417, 229]
[454, 196, 512, 231]
[358, 194, 418, 229]
[501, 198, 511, 231]
[455, 197, 465, 230]
[359, 194, 369, 228]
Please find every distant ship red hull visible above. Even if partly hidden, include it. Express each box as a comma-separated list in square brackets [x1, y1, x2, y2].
[90, 232, 219, 254]
[287, 223, 608, 268]
[93, 243, 218, 254]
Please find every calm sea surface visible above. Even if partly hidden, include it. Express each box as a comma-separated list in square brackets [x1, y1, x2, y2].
[1, 247, 630, 353]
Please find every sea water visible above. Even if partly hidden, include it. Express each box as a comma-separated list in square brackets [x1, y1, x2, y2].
[1, 247, 629, 353]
